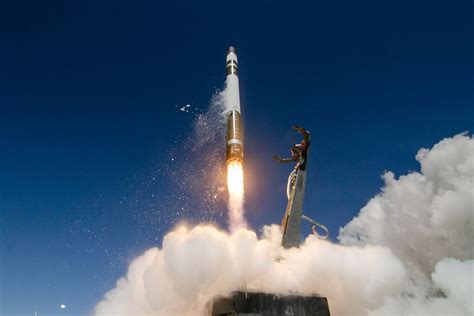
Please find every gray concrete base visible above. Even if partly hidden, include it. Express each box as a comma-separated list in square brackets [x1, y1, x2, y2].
[210, 291, 330, 316]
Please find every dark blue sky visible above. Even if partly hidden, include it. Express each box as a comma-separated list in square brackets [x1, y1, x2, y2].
[1, 0, 473, 315]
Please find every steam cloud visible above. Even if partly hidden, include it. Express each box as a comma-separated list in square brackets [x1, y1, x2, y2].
[95, 133, 473, 316]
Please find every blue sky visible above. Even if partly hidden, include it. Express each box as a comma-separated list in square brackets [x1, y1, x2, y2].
[0, 0, 473, 315]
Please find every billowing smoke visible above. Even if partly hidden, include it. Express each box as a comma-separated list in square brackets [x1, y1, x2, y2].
[94, 225, 405, 316]
[340, 132, 474, 315]
[95, 134, 473, 316]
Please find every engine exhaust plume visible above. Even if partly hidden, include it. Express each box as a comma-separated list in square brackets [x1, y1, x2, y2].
[227, 159, 245, 231]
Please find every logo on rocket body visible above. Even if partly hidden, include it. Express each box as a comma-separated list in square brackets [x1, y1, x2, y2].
[226, 46, 243, 164]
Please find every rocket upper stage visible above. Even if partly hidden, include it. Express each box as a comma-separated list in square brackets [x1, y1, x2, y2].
[225, 46, 240, 112]
[225, 46, 243, 163]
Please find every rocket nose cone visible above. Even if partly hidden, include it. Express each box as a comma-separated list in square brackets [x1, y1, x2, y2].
[227, 46, 236, 54]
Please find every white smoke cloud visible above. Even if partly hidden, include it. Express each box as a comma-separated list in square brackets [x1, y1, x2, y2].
[95, 133, 473, 316]
[94, 225, 405, 316]
[369, 258, 473, 316]
[339, 133, 474, 307]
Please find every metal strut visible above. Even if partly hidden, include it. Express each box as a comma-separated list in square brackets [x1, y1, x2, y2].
[301, 214, 329, 239]
[286, 166, 298, 199]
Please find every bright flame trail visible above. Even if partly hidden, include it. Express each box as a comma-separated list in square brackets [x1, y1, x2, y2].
[227, 160, 246, 231]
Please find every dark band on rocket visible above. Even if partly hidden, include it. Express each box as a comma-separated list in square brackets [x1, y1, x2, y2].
[226, 110, 243, 162]
[226, 65, 238, 76]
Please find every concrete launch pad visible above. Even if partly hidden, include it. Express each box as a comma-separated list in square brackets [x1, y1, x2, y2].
[210, 291, 330, 316]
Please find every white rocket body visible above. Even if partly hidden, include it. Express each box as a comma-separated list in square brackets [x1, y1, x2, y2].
[225, 47, 243, 163]
[226, 47, 241, 112]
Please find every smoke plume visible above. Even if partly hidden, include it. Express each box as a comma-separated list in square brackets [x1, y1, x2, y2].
[95, 134, 473, 316]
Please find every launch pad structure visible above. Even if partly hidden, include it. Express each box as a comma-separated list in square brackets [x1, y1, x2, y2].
[210, 291, 330, 316]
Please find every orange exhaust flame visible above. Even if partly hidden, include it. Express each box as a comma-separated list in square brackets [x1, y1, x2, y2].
[227, 160, 246, 231]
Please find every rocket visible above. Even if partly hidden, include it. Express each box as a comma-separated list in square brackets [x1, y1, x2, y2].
[225, 46, 243, 164]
